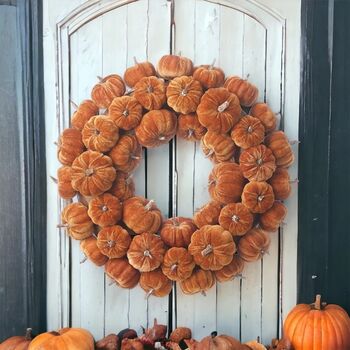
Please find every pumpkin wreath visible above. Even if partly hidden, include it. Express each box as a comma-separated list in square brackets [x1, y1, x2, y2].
[55, 54, 295, 296]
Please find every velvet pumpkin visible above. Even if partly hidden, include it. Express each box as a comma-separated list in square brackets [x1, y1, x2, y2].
[177, 113, 206, 141]
[157, 54, 193, 79]
[109, 134, 142, 173]
[208, 162, 246, 204]
[124, 58, 156, 87]
[259, 201, 287, 232]
[105, 258, 140, 289]
[108, 96, 143, 131]
[61, 202, 93, 240]
[283, 295, 350, 350]
[250, 103, 277, 133]
[97, 225, 131, 258]
[193, 201, 222, 228]
[188, 225, 235, 271]
[201, 131, 236, 163]
[214, 254, 245, 282]
[265, 131, 294, 168]
[127, 232, 166, 272]
[28, 328, 94, 350]
[224, 76, 259, 107]
[57, 128, 84, 166]
[241, 181, 275, 213]
[197, 87, 241, 134]
[135, 109, 177, 148]
[71, 99, 99, 131]
[134, 76, 166, 110]
[193, 63, 225, 89]
[160, 217, 197, 248]
[218, 202, 254, 236]
[238, 228, 270, 262]
[268, 168, 291, 200]
[80, 236, 108, 266]
[140, 269, 172, 297]
[91, 74, 125, 109]
[161, 247, 195, 281]
[0, 328, 32, 350]
[231, 115, 265, 149]
[57, 166, 76, 199]
[180, 268, 215, 295]
[82, 115, 119, 152]
[123, 196, 162, 234]
[109, 172, 135, 201]
[71, 151, 116, 197]
[239, 144, 276, 182]
[166, 76, 203, 114]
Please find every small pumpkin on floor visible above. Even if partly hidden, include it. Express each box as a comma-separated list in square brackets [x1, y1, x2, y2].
[95, 334, 119, 350]
[169, 327, 192, 344]
[0, 328, 33, 350]
[197, 331, 251, 350]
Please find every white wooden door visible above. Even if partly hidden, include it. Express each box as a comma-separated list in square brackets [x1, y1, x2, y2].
[44, 0, 300, 342]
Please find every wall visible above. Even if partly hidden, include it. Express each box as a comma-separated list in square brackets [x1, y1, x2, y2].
[44, 0, 300, 342]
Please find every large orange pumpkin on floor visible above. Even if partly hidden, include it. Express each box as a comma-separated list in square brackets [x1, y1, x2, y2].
[0, 328, 32, 350]
[105, 258, 140, 288]
[80, 236, 108, 266]
[28, 328, 94, 350]
[209, 162, 246, 204]
[134, 76, 166, 110]
[123, 196, 163, 234]
[265, 131, 294, 168]
[71, 99, 99, 131]
[71, 150, 116, 197]
[139, 269, 172, 297]
[157, 54, 193, 79]
[177, 113, 206, 141]
[241, 181, 275, 213]
[123, 58, 156, 87]
[57, 128, 84, 166]
[283, 295, 350, 350]
[188, 225, 236, 271]
[193, 201, 222, 228]
[97, 225, 131, 258]
[238, 228, 270, 262]
[197, 87, 241, 134]
[201, 131, 236, 163]
[193, 63, 225, 89]
[180, 268, 215, 295]
[224, 76, 259, 107]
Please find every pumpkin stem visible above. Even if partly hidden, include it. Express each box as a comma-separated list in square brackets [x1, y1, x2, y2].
[122, 109, 129, 117]
[144, 250, 153, 259]
[201, 244, 213, 256]
[290, 140, 300, 145]
[201, 290, 207, 297]
[147, 85, 154, 93]
[133, 56, 138, 65]
[126, 174, 133, 184]
[97, 75, 103, 82]
[70, 100, 79, 110]
[187, 129, 194, 138]
[210, 331, 218, 338]
[171, 264, 178, 271]
[209, 58, 216, 70]
[92, 233, 98, 239]
[80, 255, 87, 264]
[247, 125, 253, 133]
[25, 328, 33, 341]
[109, 279, 116, 286]
[131, 155, 141, 160]
[257, 195, 264, 202]
[50, 176, 58, 184]
[50, 331, 61, 336]
[290, 178, 299, 184]
[314, 294, 322, 310]
[159, 136, 166, 141]
[85, 168, 94, 176]
[217, 100, 230, 113]
[107, 240, 116, 248]
[54, 141, 58, 146]
[57, 223, 68, 228]
[205, 149, 214, 158]
[125, 88, 135, 95]
[145, 199, 155, 210]
[232, 215, 240, 223]
[146, 289, 154, 299]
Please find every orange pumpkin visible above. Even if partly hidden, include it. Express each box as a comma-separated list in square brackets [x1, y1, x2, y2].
[201, 131, 236, 163]
[28, 328, 94, 350]
[180, 268, 215, 295]
[105, 258, 140, 289]
[208, 162, 246, 204]
[157, 54, 193, 79]
[161, 247, 195, 281]
[121, 338, 144, 350]
[57, 128, 84, 166]
[231, 115, 265, 149]
[196, 332, 248, 350]
[193, 63, 225, 89]
[166, 76, 203, 114]
[169, 327, 192, 343]
[193, 201, 222, 228]
[197, 87, 241, 134]
[135, 109, 177, 148]
[268, 168, 291, 200]
[160, 217, 197, 248]
[108, 96, 143, 130]
[241, 181, 275, 213]
[57, 166, 76, 199]
[250, 103, 277, 133]
[259, 201, 287, 232]
[188, 225, 235, 270]
[218, 202, 254, 236]
[97, 225, 131, 258]
[71, 151, 116, 197]
[71, 99, 99, 131]
[239, 144, 276, 182]
[224, 76, 259, 107]
[214, 254, 245, 282]
[177, 113, 206, 141]
[140, 269, 172, 297]
[265, 131, 294, 168]
[80, 236, 108, 266]
[109, 172, 135, 201]
[284, 295, 350, 350]
[127, 232, 166, 272]
[95, 334, 119, 350]
[91, 74, 125, 109]
[124, 58, 156, 87]
[123, 196, 162, 234]
[109, 134, 142, 173]
[0, 328, 32, 350]
[61, 202, 93, 240]
[134, 76, 166, 110]
[238, 228, 270, 262]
